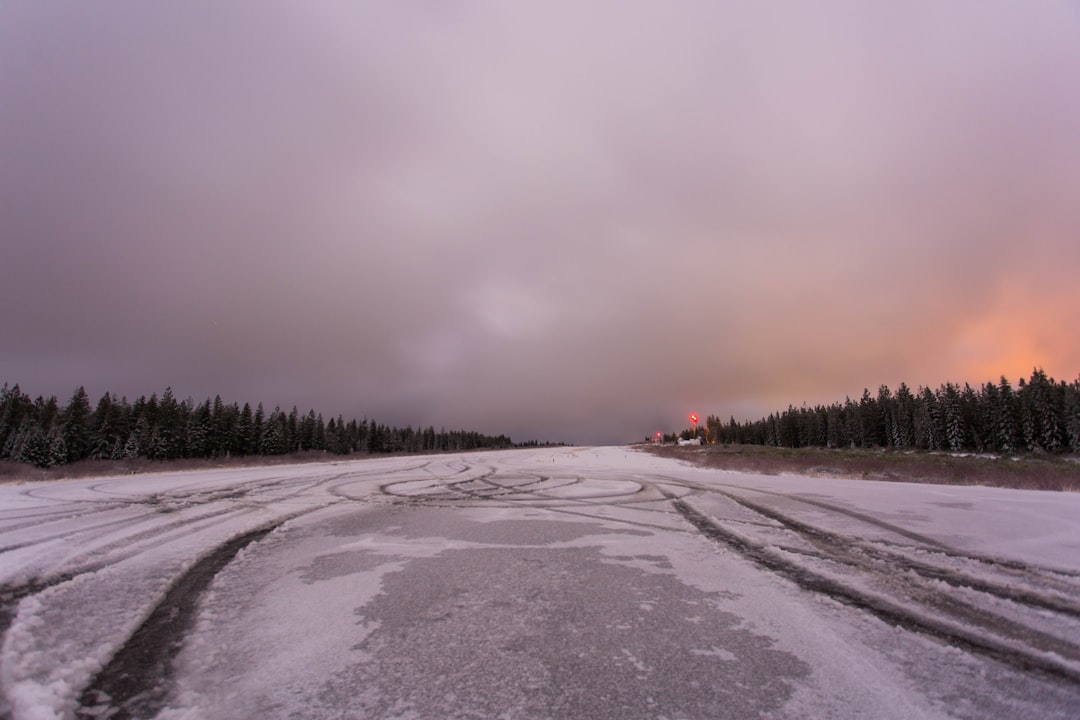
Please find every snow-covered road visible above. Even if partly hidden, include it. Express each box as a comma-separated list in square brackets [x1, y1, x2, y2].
[1, 447, 1078, 719]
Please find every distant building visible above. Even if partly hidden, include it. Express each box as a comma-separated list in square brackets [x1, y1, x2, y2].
[678, 437, 701, 446]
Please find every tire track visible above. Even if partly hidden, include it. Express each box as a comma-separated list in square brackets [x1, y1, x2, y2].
[670, 496, 1080, 684]
[648, 473, 946, 547]
[377, 466, 656, 508]
[0, 508, 169, 555]
[0, 480, 344, 642]
[709, 486, 1080, 616]
[0, 503, 127, 531]
[74, 522, 284, 720]
[0, 473, 314, 555]
[0, 506, 258, 644]
[655, 472, 1080, 588]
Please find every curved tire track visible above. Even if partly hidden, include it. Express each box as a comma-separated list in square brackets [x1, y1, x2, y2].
[74, 522, 283, 720]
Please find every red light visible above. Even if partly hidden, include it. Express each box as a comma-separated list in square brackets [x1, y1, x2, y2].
[689, 413, 699, 424]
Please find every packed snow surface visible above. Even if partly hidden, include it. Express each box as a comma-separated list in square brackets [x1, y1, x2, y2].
[1, 447, 1079, 719]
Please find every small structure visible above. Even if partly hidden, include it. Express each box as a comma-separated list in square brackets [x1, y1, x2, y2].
[678, 437, 701, 446]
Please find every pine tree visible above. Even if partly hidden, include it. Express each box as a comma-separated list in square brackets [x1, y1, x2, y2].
[46, 426, 68, 467]
[1029, 368, 1063, 453]
[1017, 378, 1039, 451]
[58, 387, 93, 463]
[187, 399, 212, 459]
[996, 377, 1019, 454]
[939, 383, 965, 452]
[0, 384, 33, 459]
[344, 417, 358, 454]
[34, 395, 61, 433]
[11, 422, 49, 467]
[90, 393, 126, 460]
[153, 387, 183, 460]
[314, 414, 326, 451]
[914, 387, 942, 451]
[826, 404, 845, 448]
[1064, 377, 1080, 453]
[133, 395, 158, 456]
[236, 403, 256, 456]
[133, 414, 153, 459]
[893, 383, 916, 448]
[959, 383, 984, 452]
[367, 418, 383, 453]
[325, 417, 339, 454]
[842, 398, 859, 448]
[259, 408, 287, 455]
[299, 410, 316, 452]
[254, 403, 265, 449]
[210, 395, 226, 457]
[287, 407, 299, 452]
[122, 431, 140, 459]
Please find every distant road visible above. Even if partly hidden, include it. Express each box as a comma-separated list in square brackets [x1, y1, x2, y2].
[2, 447, 1079, 719]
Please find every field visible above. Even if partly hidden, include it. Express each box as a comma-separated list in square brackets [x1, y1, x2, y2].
[644, 443, 1080, 491]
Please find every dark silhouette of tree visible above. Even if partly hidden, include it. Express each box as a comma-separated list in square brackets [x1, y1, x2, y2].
[2, 382, 521, 468]
[60, 386, 92, 462]
[693, 368, 1079, 457]
[90, 393, 128, 460]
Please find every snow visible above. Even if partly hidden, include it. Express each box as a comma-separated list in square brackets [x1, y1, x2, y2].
[2, 447, 1079, 719]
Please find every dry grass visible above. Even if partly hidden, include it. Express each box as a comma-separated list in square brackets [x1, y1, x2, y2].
[0, 451, 342, 485]
[0, 446, 514, 485]
[642, 444, 1080, 492]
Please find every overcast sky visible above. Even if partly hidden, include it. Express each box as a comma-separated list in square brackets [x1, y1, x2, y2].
[2, 2, 1079, 445]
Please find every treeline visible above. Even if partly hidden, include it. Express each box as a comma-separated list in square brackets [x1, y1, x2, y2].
[0, 384, 516, 468]
[700, 368, 1080, 454]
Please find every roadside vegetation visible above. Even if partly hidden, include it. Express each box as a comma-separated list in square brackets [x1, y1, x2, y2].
[644, 367, 1080, 491]
[644, 443, 1080, 492]
[0, 382, 538, 475]
[680, 368, 1080, 457]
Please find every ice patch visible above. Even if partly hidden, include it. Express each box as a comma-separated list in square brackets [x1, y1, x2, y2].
[690, 645, 738, 662]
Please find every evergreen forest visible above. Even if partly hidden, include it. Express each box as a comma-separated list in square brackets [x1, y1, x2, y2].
[0, 384, 518, 468]
[694, 368, 1080, 455]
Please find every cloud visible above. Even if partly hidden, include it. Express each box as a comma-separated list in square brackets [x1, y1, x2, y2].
[2, 2, 1079, 444]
